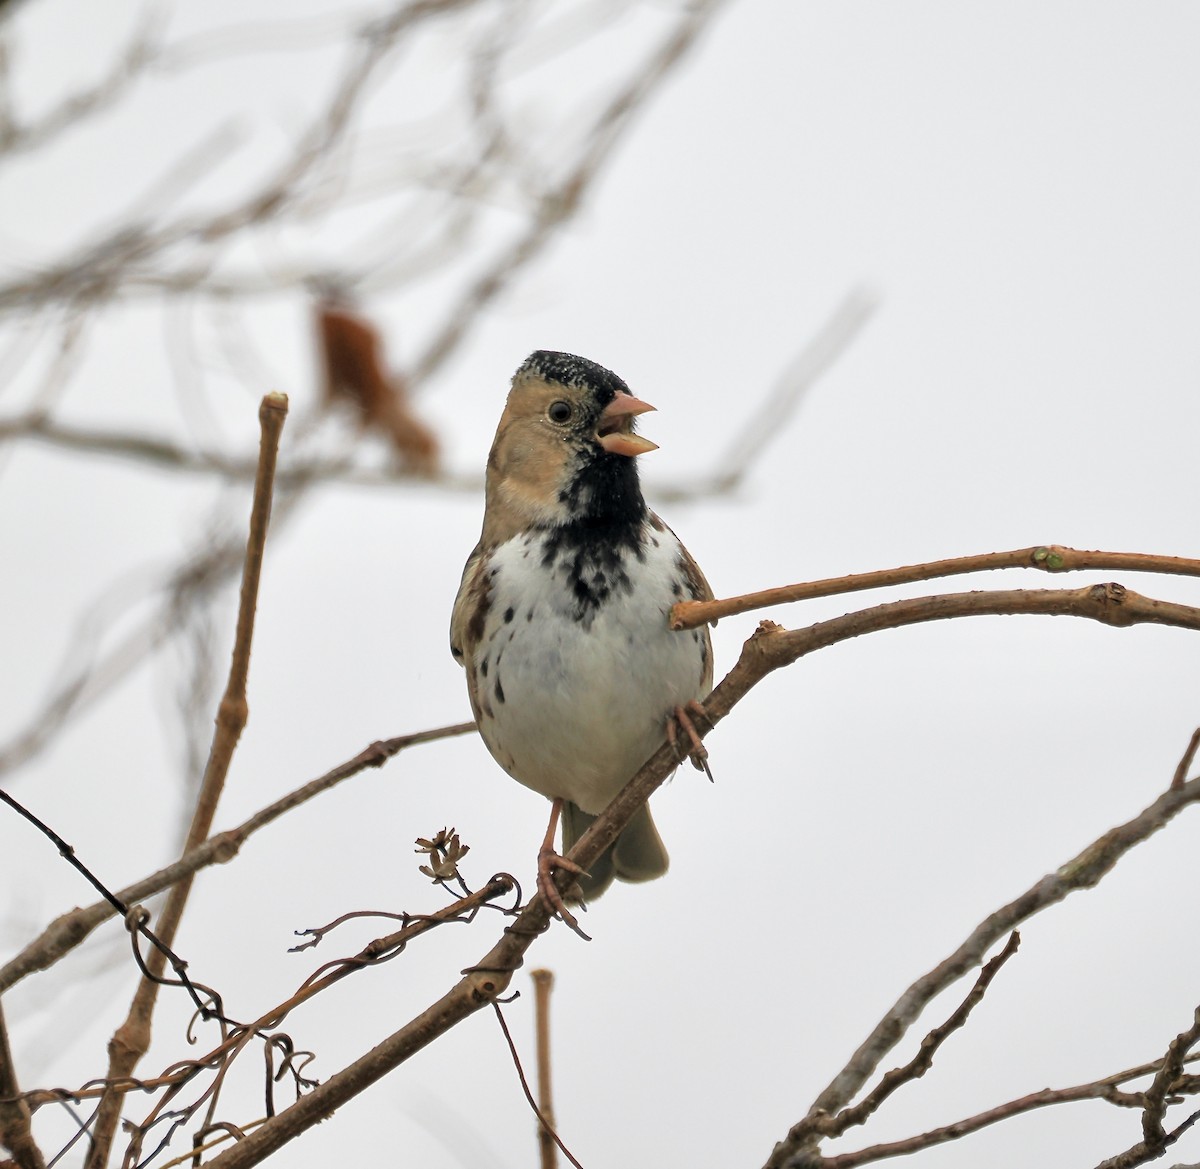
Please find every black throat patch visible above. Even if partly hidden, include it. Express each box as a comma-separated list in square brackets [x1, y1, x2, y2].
[540, 516, 646, 625]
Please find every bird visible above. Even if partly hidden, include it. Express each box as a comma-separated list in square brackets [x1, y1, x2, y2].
[450, 350, 714, 934]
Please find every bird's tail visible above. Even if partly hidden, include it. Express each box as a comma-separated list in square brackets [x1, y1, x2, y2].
[561, 800, 669, 902]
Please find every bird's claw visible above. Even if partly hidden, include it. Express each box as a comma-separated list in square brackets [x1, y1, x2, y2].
[537, 846, 592, 940]
[667, 701, 714, 782]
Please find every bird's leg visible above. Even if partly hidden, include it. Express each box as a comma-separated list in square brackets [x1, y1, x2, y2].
[537, 798, 591, 939]
[667, 701, 713, 782]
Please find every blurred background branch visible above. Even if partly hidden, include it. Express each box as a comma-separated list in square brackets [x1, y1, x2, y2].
[0, 0, 770, 793]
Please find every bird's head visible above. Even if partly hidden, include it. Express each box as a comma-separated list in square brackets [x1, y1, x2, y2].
[482, 351, 657, 543]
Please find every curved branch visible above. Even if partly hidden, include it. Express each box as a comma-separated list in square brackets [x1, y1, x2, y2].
[672, 546, 1200, 630]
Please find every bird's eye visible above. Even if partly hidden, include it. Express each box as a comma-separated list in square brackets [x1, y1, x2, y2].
[547, 400, 572, 424]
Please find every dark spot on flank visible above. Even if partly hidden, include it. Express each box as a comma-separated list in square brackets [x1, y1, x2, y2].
[495, 678, 506, 704]
[466, 593, 489, 647]
[480, 658, 489, 677]
[504, 607, 514, 623]
[672, 581, 683, 597]
[451, 644, 463, 659]
[526, 609, 534, 622]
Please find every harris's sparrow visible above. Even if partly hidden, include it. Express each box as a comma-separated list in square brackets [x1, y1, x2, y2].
[450, 351, 714, 931]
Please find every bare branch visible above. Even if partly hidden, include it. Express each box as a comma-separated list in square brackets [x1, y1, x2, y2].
[655, 288, 878, 502]
[0, 999, 47, 1169]
[0, 721, 475, 995]
[1089, 1008, 1200, 1169]
[804, 1070, 1148, 1169]
[0, 0, 477, 315]
[0, 516, 255, 781]
[408, 0, 731, 386]
[0, 8, 163, 158]
[763, 748, 1200, 1166]
[673, 545, 1200, 630]
[1172, 728, 1200, 791]
[530, 969, 559, 1169]
[809, 933, 1022, 1144]
[86, 393, 288, 1169]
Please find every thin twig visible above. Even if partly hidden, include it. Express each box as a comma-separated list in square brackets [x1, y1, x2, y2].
[0, 498, 277, 781]
[0, 9, 163, 157]
[654, 288, 876, 502]
[1172, 728, 1200, 791]
[531, 969, 558, 1169]
[810, 933, 1022, 1141]
[671, 545, 1200, 630]
[154, 1118, 266, 1169]
[1145, 1009, 1200, 1142]
[0, 1, 478, 315]
[1095, 1107, 1200, 1169]
[768, 1001, 1200, 1168]
[0, 788, 215, 1018]
[30, 875, 517, 1150]
[0, 998, 48, 1169]
[0, 721, 475, 995]
[85, 393, 288, 1169]
[408, 0, 729, 387]
[797, 1059, 1170, 1169]
[17, 876, 516, 1169]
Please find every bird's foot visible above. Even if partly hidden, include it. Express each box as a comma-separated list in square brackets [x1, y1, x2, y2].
[667, 701, 713, 782]
[537, 845, 591, 940]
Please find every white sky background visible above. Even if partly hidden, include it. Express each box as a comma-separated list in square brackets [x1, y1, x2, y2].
[2, 2, 1200, 1167]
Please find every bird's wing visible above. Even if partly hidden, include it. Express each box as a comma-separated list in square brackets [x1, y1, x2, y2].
[679, 541, 716, 610]
[449, 541, 489, 669]
[652, 511, 716, 694]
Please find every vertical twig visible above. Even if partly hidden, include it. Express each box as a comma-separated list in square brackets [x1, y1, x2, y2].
[1171, 727, 1200, 791]
[0, 998, 48, 1169]
[85, 393, 289, 1169]
[531, 969, 558, 1169]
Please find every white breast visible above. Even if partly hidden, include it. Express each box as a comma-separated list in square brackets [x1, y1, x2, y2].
[470, 522, 709, 812]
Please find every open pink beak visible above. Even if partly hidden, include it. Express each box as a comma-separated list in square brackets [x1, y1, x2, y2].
[596, 393, 658, 457]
